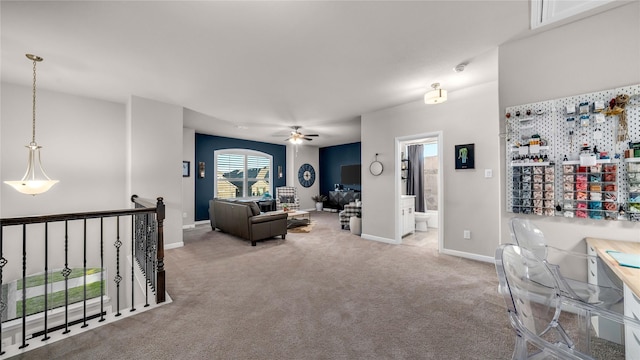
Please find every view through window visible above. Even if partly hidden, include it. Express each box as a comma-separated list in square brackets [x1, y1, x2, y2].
[215, 149, 272, 199]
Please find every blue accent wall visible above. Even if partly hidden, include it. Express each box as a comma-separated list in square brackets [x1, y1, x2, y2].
[195, 133, 287, 221]
[319, 142, 361, 197]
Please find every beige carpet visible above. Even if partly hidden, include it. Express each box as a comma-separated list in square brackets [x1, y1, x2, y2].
[10, 211, 623, 359]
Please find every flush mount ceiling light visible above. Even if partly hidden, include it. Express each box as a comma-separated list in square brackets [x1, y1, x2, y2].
[4, 54, 59, 195]
[424, 83, 447, 104]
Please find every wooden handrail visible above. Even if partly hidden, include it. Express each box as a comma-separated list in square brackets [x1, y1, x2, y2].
[0, 208, 155, 226]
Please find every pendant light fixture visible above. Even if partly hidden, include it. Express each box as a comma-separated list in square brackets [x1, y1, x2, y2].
[4, 54, 59, 195]
[424, 83, 447, 104]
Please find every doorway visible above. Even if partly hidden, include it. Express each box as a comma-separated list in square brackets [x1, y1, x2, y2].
[395, 132, 443, 251]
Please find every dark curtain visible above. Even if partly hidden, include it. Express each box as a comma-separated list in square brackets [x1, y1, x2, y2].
[406, 144, 425, 212]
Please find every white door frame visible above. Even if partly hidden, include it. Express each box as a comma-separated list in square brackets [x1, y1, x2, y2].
[394, 131, 444, 251]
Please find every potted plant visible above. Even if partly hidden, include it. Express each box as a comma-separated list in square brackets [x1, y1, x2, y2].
[311, 194, 328, 211]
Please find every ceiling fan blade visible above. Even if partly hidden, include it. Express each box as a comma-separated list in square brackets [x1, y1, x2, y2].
[305, 134, 319, 137]
[303, 137, 313, 141]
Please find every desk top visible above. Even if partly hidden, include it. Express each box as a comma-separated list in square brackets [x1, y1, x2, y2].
[585, 238, 640, 298]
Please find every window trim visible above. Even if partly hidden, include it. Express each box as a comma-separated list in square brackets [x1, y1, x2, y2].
[213, 149, 273, 199]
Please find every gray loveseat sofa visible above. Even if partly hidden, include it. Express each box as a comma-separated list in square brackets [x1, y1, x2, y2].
[209, 199, 287, 246]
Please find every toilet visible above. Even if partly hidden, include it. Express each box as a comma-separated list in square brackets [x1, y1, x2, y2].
[414, 212, 430, 232]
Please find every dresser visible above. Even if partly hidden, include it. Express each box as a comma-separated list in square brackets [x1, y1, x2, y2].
[329, 190, 361, 210]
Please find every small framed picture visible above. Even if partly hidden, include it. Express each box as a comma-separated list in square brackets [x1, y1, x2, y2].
[182, 161, 190, 177]
[455, 144, 475, 169]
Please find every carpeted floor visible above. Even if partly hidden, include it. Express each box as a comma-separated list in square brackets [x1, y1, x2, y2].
[9, 211, 623, 359]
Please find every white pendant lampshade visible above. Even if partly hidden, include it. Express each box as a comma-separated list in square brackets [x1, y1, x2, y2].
[4, 54, 59, 195]
[4, 143, 59, 195]
[424, 83, 447, 104]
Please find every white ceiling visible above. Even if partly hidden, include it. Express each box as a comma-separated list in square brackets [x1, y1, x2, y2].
[1, 1, 532, 147]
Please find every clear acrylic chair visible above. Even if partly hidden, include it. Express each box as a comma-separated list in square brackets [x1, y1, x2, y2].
[508, 218, 623, 308]
[508, 218, 624, 354]
[495, 244, 640, 359]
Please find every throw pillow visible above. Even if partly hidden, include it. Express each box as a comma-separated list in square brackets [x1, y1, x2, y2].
[248, 202, 261, 216]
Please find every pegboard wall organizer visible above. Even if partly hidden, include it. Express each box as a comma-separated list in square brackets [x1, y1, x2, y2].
[506, 83, 640, 221]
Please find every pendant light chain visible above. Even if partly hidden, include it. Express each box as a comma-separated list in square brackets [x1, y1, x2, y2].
[31, 57, 37, 145]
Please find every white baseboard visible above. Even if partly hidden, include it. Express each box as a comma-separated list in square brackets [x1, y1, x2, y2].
[165, 242, 184, 250]
[195, 220, 209, 226]
[361, 233, 400, 245]
[182, 224, 196, 229]
[440, 248, 493, 263]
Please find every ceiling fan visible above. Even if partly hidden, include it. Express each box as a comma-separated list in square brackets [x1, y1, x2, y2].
[285, 126, 319, 144]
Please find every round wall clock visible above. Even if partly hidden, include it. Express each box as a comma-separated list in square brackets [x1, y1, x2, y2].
[298, 163, 316, 187]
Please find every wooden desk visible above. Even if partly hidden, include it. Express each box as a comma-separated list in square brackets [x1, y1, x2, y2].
[585, 238, 640, 298]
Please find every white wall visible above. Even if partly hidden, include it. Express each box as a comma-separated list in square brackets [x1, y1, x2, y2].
[128, 96, 184, 248]
[1, 83, 127, 216]
[0, 83, 128, 293]
[286, 144, 320, 211]
[499, 2, 640, 250]
[182, 127, 195, 227]
[362, 76, 501, 259]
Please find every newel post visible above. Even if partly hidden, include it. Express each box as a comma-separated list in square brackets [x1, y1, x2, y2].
[155, 197, 166, 303]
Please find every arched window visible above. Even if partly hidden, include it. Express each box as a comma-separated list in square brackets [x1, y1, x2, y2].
[214, 149, 272, 199]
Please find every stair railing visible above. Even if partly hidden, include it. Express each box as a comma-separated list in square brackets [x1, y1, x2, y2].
[0, 195, 165, 354]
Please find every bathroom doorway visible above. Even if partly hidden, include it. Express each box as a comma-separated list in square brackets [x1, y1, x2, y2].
[396, 132, 442, 251]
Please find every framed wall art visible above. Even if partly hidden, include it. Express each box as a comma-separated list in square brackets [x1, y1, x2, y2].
[182, 161, 190, 177]
[455, 144, 475, 169]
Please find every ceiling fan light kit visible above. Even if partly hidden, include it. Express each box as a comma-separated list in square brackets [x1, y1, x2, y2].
[285, 126, 318, 144]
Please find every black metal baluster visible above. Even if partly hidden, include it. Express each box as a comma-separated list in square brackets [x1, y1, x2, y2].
[81, 219, 88, 328]
[62, 221, 71, 334]
[19, 224, 28, 349]
[0, 225, 6, 355]
[99, 218, 105, 322]
[156, 197, 166, 303]
[42, 222, 50, 341]
[144, 214, 150, 307]
[114, 216, 122, 317]
[130, 214, 136, 313]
